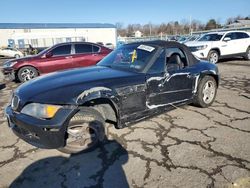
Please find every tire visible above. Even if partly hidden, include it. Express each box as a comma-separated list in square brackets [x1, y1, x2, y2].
[208, 50, 219, 64]
[14, 54, 20, 58]
[58, 107, 106, 154]
[243, 47, 250, 60]
[193, 76, 217, 108]
[17, 66, 38, 82]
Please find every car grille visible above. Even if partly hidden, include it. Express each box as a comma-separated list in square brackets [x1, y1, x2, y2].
[11, 95, 20, 111]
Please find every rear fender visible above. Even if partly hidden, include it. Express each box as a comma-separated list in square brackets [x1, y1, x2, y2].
[200, 70, 219, 87]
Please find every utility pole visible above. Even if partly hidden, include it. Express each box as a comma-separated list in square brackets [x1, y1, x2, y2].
[149, 23, 152, 36]
[189, 15, 192, 35]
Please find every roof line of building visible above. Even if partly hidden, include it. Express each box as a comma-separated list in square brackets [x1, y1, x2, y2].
[0, 23, 116, 29]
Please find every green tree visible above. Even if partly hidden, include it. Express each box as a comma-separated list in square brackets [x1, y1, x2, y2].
[205, 19, 217, 30]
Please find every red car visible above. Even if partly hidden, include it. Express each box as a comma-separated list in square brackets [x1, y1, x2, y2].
[2, 42, 112, 82]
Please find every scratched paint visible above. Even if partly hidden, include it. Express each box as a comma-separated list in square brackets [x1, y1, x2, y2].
[146, 76, 165, 83]
[165, 72, 190, 82]
[193, 75, 200, 93]
[147, 73, 191, 88]
[77, 87, 112, 101]
[146, 98, 189, 109]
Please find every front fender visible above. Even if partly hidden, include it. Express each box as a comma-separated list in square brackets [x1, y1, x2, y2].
[75, 86, 122, 127]
[75, 86, 119, 105]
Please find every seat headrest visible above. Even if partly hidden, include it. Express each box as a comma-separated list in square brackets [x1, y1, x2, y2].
[168, 54, 181, 65]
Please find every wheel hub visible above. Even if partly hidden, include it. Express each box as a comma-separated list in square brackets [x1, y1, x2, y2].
[202, 81, 215, 104]
[209, 53, 218, 64]
[66, 123, 98, 149]
[247, 50, 250, 59]
[21, 69, 35, 81]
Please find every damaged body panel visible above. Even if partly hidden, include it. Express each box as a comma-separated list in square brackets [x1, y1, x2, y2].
[5, 40, 219, 151]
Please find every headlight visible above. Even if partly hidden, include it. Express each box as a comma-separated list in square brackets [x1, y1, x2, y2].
[3, 61, 17, 68]
[21, 103, 62, 119]
[194, 45, 207, 51]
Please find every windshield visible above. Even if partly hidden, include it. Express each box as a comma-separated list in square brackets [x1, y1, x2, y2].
[198, 33, 223, 41]
[178, 37, 187, 42]
[188, 35, 199, 41]
[97, 44, 157, 72]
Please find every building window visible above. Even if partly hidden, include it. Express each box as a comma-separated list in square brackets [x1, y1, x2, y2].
[31, 39, 38, 47]
[66, 38, 72, 42]
[56, 38, 63, 44]
[24, 29, 31, 33]
[76, 37, 85, 42]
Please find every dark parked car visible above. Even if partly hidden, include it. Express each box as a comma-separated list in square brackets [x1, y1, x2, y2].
[2, 42, 112, 82]
[5, 41, 219, 154]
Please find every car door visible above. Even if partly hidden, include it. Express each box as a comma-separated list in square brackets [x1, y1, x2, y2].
[146, 47, 196, 108]
[71, 43, 103, 68]
[38, 44, 73, 73]
[234, 32, 250, 54]
[220, 32, 237, 55]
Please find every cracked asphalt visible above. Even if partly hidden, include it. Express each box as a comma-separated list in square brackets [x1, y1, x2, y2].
[0, 59, 250, 188]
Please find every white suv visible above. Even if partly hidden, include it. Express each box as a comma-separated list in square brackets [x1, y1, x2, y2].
[185, 31, 250, 63]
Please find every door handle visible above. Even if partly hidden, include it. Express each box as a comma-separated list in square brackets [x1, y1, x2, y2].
[65, 56, 72, 59]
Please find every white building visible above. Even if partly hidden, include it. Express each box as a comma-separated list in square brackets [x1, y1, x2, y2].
[134, 30, 143, 37]
[0, 23, 117, 48]
[227, 20, 250, 28]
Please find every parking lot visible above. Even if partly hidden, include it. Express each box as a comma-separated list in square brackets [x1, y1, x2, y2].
[0, 59, 249, 187]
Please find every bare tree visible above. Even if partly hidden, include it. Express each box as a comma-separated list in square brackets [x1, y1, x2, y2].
[118, 15, 249, 37]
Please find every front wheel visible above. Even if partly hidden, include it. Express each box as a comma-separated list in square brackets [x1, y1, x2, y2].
[58, 107, 106, 154]
[17, 66, 38, 82]
[14, 54, 20, 58]
[193, 76, 217, 108]
[243, 47, 250, 60]
[208, 50, 219, 64]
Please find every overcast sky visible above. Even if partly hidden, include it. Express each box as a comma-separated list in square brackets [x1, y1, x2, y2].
[1, 0, 249, 25]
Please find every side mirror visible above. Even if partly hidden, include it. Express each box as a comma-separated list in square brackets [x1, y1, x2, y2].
[45, 51, 53, 58]
[223, 37, 231, 42]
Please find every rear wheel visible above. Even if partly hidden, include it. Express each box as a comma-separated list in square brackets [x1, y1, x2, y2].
[14, 54, 20, 58]
[193, 76, 217, 108]
[17, 66, 38, 82]
[58, 107, 106, 154]
[208, 50, 219, 64]
[243, 47, 250, 60]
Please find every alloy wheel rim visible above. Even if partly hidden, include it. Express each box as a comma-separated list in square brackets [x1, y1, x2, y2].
[209, 53, 218, 64]
[21, 69, 35, 81]
[247, 49, 250, 59]
[202, 80, 216, 104]
[66, 122, 98, 150]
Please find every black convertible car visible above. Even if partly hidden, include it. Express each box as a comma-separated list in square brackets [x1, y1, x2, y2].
[6, 41, 219, 154]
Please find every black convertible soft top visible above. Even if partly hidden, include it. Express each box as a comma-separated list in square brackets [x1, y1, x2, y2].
[128, 40, 199, 66]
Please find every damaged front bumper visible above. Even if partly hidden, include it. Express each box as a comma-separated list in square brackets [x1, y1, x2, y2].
[1, 67, 15, 81]
[5, 105, 77, 149]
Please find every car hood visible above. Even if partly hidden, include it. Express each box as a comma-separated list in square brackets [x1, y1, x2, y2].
[15, 66, 143, 105]
[17, 55, 40, 62]
[3, 55, 39, 66]
[185, 41, 213, 47]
